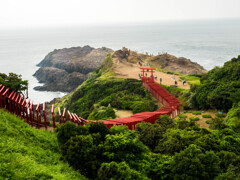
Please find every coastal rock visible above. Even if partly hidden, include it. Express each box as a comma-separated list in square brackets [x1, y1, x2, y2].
[147, 53, 206, 74]
[111, 49, 206, 74]
[34, 46, 113, 92]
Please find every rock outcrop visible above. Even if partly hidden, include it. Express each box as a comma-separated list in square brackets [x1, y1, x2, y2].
[146, 53, 206, 74]
[111, 49, 206, 74]
[34, 46, 113, 92]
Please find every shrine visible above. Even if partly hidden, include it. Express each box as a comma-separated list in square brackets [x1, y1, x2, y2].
[140, 67, 156, 83]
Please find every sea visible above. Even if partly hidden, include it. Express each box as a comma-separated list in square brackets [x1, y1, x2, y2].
[0, 19, 240, 103]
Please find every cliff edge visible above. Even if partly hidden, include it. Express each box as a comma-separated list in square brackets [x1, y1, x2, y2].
[33, 46, 113, 92]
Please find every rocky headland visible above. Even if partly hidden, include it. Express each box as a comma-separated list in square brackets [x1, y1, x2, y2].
[33, 46, 113, 92]
[34, 46, 206, 92]
[112, 49, 206, 74]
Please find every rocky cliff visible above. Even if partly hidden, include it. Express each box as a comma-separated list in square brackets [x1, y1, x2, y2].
[34, 46, 113, 92]
[112, 49, 206, 74]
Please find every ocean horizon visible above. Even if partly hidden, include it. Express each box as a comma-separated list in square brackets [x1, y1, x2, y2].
[0, 18, 240, 103]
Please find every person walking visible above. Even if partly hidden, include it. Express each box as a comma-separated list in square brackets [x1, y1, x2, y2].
[183, 80, 186, 85]
[160, 78, 162, 84]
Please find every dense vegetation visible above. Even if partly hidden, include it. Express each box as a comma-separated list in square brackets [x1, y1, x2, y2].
[226, 101, 240, 129]
[55, 55, 158, 120]
[188, 55, 240, 112]
[0, 72, 28, 94]
[0, 109, 85, 179]
[57, 114, 240, 179]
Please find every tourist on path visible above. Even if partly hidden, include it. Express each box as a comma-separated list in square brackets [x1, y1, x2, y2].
[183, 80, 186, 85]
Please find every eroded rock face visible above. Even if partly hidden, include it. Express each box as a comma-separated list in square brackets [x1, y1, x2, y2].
[33, 46, 113, 92]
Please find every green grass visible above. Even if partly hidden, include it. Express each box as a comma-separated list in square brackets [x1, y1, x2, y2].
[0, 109, 86, 180]
[54, 67, 159, 120]
[154, 67, 181, 75]
[99, 54, 116, 77]
[153, 65, 201, 85]
[160, 84, 189, 94]
[179, 74, 201, 85]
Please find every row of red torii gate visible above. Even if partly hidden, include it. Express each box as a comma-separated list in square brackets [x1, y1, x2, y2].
[0, 68, 180, 130]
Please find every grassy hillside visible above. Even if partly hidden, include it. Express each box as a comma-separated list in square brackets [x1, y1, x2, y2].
[0, 109, 86, 180]
[54, 55, 158, 120]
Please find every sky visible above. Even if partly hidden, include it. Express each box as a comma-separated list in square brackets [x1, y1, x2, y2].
[0, 0, 240, 29]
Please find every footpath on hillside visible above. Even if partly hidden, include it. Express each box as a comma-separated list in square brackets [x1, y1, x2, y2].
[113, 60, 191, 90]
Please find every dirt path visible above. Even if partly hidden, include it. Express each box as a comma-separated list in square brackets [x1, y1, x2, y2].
[113, 61, 190, 89]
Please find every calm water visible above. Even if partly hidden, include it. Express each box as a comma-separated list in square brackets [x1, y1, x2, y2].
[0, 19, 240, 103]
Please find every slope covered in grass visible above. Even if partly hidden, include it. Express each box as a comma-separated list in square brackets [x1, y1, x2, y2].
[54, 55, 159, 120]
[0, 109, 86, 180]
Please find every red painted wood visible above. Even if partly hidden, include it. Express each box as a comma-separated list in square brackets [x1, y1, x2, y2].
[58, 107, 62, 125]
[36, 103, 40, 129]
[30, 100, 34, 127]
[68, 111, 72, 122]
[62, 108, 66, 124]
[51, 104, 56, 129]
[43, 103, 47, 130]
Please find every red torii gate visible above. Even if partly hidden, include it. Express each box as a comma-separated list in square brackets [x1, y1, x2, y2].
[140, 67, 156, 83]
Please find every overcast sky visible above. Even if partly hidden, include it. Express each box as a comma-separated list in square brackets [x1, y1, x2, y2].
[0, 0, 240, 29]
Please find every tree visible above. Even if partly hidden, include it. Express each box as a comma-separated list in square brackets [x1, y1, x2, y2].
[97, 161, 148, 180]
[56, 122, 88, 147]
[170, 144, 220, 179]
[103, 131, 149, 170]
[87, 122, 110, 141]
[62, 134, 104, 178]
[0, 72, 28, 94]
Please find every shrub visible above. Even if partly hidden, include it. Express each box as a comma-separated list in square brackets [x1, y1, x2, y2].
[210, 117, 227, 130]
[191, 55, 240, 111]
[97, 161, 146, 180]
[110, 125, 129, 135]
[225, 102, 240, 128]
[215, 113, 226, 118]
[178, 114, 187, 119]
[192, 111, 201, 115]
[189, 117, 200, 121]
[202, 114, 212, 118]
[61, 134, 103, 178]
[87, 122, 110, 141]
[56, 122, 88, 147]
[206, 120, 213, 124]
[88, 106, 116, 120]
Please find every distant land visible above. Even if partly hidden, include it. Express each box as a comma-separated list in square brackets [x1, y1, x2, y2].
[33, 46, 113, 92]
[33, 46, 206, 92]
